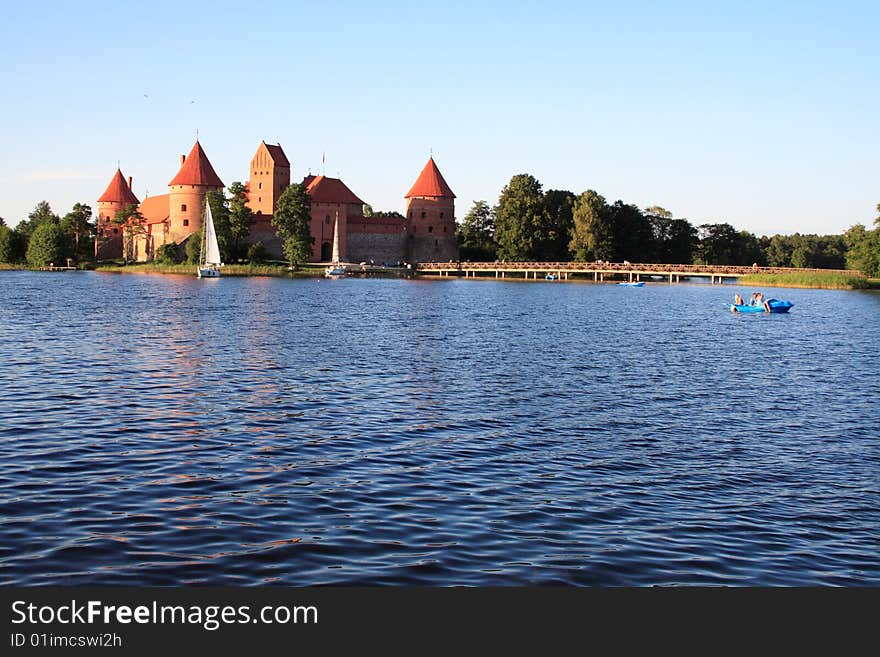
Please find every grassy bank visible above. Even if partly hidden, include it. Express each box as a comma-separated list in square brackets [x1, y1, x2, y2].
[737, 271, 877, 290]
[95, 262, 325, 277]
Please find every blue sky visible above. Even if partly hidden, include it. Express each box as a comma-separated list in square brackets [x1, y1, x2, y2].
[1, 0, 877, 235]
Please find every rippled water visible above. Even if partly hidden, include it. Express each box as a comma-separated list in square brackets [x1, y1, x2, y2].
[0, 271, 878, 585]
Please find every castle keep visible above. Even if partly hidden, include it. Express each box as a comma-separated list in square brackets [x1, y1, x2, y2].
[97, 141, 459, 265]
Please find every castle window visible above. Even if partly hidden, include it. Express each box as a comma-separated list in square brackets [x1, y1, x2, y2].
[440, 212, 444, 218]
[421, 211, 426, 219]
[258, 182, 262, 189]
[444, 226, 447, 232]
[183, 219, 189, 227]
[325, 215, 330, 224]
[181, 204, 187, 212]
[428, 226, 433, 233]
[258, 197, 261, 203]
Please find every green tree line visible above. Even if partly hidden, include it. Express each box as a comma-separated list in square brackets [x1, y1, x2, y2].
[455, 174, 880, 276]
[0, 201, 96, 267]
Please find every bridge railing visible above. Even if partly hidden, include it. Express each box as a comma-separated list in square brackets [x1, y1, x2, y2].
[415, 261, 864, 277]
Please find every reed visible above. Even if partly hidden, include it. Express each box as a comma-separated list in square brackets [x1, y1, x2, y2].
[738, 271, 874, 289]
[95, 263, 325, 277]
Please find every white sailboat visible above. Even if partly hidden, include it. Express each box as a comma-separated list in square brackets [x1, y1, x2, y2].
[197, 199, 222, 278]
[324, 211, 346, 278]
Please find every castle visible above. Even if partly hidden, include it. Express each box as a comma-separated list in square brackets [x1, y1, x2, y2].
[96, 140, 459, 265]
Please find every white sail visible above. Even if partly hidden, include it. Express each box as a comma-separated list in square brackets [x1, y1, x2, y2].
[331, 211, 340, 264]
[203, 201, 221, 267]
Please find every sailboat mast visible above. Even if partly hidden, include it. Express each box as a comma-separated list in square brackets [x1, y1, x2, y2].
[331, 211, 341, 264]
[199, 200, 206, 266]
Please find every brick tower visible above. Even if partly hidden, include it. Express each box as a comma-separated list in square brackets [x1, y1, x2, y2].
[405, 157, 458, 263]
[248, 141, 290, 216]
[168, 141, 224, 243]
[96, 168, 139, 259]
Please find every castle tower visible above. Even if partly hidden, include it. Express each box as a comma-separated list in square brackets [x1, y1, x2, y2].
[96, 169, 139, 259]
[97, 169, 139, 237]
[168, 141, 224, 243]
[405, 157, 459, 263]
[248, 141, 290, 216]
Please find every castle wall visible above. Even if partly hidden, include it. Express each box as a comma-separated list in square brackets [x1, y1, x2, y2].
[250, 214, 284, 259]
[408, 234, 459, 264]
[347, 232, 407, 265]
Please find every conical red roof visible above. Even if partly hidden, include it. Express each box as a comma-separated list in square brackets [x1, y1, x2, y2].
[168, 141, 224, 188]
[98, 169, 140, 205]
[405, 157, 455, 198]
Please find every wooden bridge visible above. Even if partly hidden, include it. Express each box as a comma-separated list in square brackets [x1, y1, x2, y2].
[415, 261, 862, 284]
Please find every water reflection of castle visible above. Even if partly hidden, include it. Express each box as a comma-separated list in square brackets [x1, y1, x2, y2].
[96, 141, 459, 264]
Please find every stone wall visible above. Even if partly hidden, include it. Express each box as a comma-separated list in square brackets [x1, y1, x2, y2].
[249, 216, 284, 259]
[408, 235, 459, 264]
[347, 232, 407, 266]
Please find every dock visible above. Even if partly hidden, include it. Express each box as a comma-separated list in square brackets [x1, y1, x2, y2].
[416, 261, 862, 284]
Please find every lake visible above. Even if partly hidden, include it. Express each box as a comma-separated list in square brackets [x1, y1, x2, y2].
[0, 271, 878, 585]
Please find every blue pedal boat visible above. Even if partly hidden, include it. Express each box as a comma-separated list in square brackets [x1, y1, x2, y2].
[729, 299, 793, 313]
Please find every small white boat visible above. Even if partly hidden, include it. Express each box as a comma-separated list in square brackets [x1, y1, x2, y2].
[324, 211, 346, 278]
[197, 200, 222, 278]
[545, 273, 559, 280]
[618, 281, 644, 287]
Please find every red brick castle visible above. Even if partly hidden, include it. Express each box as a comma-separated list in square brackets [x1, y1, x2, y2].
[96, 141, 459, 264]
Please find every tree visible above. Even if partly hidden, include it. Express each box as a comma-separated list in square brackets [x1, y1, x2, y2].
[363, 204, 374, 217]
[493, 174, 550, 261]
[247, 241, 268, 264]
[0, 225, 25, 263]
[543, 189, 576, 261]
[765, 234, 793, 267]
[695, 223, 762, 265]
[155, 242, 180, 264]
[271, 183, 313, 267]
[60, 202, 93, 262]
[26, 222, 65, 267]
[606, 201, 653, 262]
[844, 223, 880, 277]
[227, 182, 255, 262]
[112, 204, 146, 264]
[645, 208, 698, 264]
[15, 201, 60, 246]
[569, 190, 612, 261]
[186, 227, 203, 264]
[644, 205, 673, 220]
[456, 200, 496, 260]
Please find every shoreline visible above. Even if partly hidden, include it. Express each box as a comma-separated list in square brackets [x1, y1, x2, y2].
[2, 264, 877, 290]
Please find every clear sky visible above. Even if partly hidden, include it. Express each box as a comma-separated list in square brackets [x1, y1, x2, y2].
[1, 0, 877, 236]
